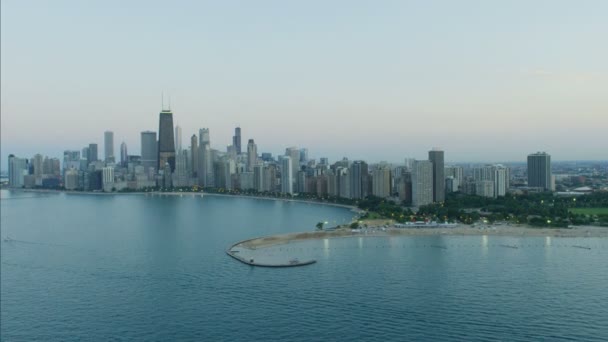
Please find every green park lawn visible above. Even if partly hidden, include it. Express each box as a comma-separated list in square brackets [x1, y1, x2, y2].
[569, 207, 608, 216]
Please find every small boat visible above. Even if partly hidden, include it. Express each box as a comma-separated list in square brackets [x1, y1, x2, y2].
[4, 236, 13, 242]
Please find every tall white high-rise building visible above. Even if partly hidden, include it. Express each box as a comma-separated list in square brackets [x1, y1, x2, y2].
[8, 155, 27, 188]
[102, 166, 114, 191]
[281, 156, 293, 194]
[285, 147, 300, 181]
[412, 160, 433, 207]
[175, 125, 182, 153]
[247, 139, 257, 172]
[104, 131, 114, 162]
[198, 143, 210, 186]
[473, 164, 509, 198]
[444, 166, 464, 186]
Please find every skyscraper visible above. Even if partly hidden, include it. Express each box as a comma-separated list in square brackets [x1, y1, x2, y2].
[285, 147, 300, 181]
[198, 128, 212, 186]
[199, 128, 210, 145]
[299, 148, 309, 163]
[190, 134, 198, 177]
[527, 152, 552, 191]
[102, 166, 114, 192]
[281, 156, 293, 194]
[473, 164, 509, 198]
[87, 143, 98, 165]
[32, 154, 44, 178]
[175, 125, 182, 153]
[412, 160, 433, 207]
[82, 147, 89, 163]
[233, 127, 241, 154]
[120, 142, 128, 166]
[429, 149, 445, 202]
[104, 131, 114, 162]
[349, 161, 369, 199]
[372, 164, 391, 198]
[141, 131, 157, 172]
[8, 155, 27, 188]
[63, 150, 81, 174]
[158, 109, 176, 172]
[444, 166, 464, 186]
[173, 151, 188, 187]
[253, 164, 264, 192]
[247, 139, 257, 172]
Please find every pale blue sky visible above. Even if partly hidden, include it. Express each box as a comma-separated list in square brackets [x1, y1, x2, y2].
[2, 0, 607, 164]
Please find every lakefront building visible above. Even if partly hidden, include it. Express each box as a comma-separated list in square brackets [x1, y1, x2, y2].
[280, 156, 293, 194]
[527, 152, 552, 191]
[429, 149, 445, 202]
[412, 160, 433, 207]
[141, 131, 157, 173]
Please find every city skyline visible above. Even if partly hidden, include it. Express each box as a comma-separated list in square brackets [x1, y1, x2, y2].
[1, 114, 605, 171]
[2, 1, 608, 164]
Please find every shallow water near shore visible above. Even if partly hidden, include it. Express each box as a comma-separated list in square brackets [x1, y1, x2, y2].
[2, 190, 607, 341]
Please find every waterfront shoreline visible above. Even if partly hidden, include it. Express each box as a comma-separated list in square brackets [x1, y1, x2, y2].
[6, 188, 362, 212]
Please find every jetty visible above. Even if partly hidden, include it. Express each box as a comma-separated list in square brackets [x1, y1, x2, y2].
[572, 245, 591, 250]
[226, 237, 317, 267]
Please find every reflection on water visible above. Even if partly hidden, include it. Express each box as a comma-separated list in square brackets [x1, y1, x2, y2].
[481, 235, 489, 256]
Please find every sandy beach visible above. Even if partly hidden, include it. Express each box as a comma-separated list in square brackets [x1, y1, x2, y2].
[237, 225, 608, 250]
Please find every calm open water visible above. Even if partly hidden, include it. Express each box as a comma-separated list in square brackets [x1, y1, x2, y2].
[1, 190, 607, 341]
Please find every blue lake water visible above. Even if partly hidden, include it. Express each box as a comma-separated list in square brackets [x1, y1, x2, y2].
[1, 190, 607, 341]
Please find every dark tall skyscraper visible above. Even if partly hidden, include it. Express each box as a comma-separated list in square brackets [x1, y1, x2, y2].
[157, 110, 176, 172]
[141, 131, 157, 172]
[87, 143, 98, 165]
[429, 149, 445, 202]
[349, 160, 369, 199]
[191, 134, 198, 177]
[232, 127, 241, 155]
[527, 152, 552, 191]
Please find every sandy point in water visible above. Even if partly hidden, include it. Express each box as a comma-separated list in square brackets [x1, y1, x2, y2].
[237, 225, 608, 249]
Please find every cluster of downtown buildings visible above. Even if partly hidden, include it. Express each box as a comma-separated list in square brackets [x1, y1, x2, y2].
[7, 109, 554, 207]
